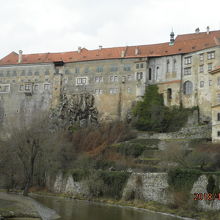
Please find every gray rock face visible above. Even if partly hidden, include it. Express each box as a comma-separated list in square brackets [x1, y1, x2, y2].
[50, 92, 98, 129]
[122, 173, 172, 204]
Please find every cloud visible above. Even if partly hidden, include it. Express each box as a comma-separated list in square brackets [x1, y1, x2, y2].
[0, 0, 219, 57]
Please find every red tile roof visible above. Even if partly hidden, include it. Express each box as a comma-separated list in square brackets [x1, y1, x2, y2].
[0, 30, 220, 66]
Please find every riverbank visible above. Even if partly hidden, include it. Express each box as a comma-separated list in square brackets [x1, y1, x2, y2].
[0, 191, 59, 220]
[31, 190, 220, 220]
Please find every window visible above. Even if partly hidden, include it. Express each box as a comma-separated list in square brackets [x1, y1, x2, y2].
[75, 67, 80, 74]
[110, 65, 118, 72]
[76, 77, 87, 85]
[95, 76, 103, 83]
[200, 81, 204, 88]
[218, 77, 220, 86]
[173, 59, 176, 72]
[34, 84, 39, 91]
[96, 66, 103, 73]
[136, 72, 143, 80]
[109, 88, 118, 94]
[167, 88, 172, 99]
[140, 63, 144, 68]
[217, 93, 220, 103]
[122, 76, 126, 83]
[208, 63, 212, 71]
[110, 76, 118, 82]
[21, 70, 25, 76]
[217, 113, 220, 121]
[199, 54, 204, 62]
[199, 65, 204, 73]
[207, 51, 215, 60]
[209, 80, 212, 86]
[44, 84, 50, 90]
[34, 71, 39, 76]
[127, 75, 132, 81]
[45, 70, 50, 75]
[0, 84, 10, 93]
[124, 64, 131, 71]
[127, 87, 132, 93]
[217, 131, 220, 137]
[6, 71, 10, 77]
[149, 68, 152, 80]
[84, 67, 89, 73]
[184, 67, 191, 75]
[28, 71, 33, 76]
[183, 81, 193, 95]
[95, 89, 103, 95]
[136, 64, 139, 69]
[25, 84, 31, 91]
[166, 60, 170, 72]
[184, 56, 192, 65]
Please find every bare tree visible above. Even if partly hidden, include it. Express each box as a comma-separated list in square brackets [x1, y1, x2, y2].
[1, 112, 50, 196]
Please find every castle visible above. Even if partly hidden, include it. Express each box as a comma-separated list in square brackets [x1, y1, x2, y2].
[0, 27, 220, 141]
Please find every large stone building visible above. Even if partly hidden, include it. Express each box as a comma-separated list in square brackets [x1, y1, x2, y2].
[0, 27, 220, 140]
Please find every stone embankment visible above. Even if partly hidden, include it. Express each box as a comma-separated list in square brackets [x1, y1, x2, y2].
[0, 192, 59, 220]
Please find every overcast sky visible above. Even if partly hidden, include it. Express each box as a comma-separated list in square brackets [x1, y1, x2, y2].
[0, 0, 220, 58]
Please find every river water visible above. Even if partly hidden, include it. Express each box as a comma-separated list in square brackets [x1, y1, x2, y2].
[34, 195, 182, 220]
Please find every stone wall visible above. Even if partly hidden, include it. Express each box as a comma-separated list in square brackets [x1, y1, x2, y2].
[137, 124, 211, 140]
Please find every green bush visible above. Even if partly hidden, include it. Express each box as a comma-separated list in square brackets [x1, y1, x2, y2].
[132, 85, 195, 132]
[168, 168, 201, 192]
[117, 143, 146, 158]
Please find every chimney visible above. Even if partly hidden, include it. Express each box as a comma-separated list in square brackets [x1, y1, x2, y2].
[207, 26, 210, 34]
[195, 27, 200, 33]
[18, 50, 23, 63]
[121, 50, 125, 58]
[78, 46, 82, 53]
[99, 45, 102, 50]
[135, 48, 139, 55]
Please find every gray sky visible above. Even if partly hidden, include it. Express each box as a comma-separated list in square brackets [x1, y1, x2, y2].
[0, 0, 220, 58]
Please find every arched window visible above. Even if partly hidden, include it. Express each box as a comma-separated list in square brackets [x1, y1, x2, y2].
[183, 81, 193, 95]
[156, 66, 159, 80]
[167, 60, 170, 73]
[149, 68, 152, 80]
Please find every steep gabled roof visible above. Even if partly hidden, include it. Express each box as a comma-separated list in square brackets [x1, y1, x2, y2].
[0, 30, 220, 66]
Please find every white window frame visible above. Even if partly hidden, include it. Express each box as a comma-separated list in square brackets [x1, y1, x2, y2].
[184, 67, 191, 75]
[184, 56, 192, 65]
[0, 84, 10, 93]
[207, 51, 215, 60]
[44, 83, 51, 91]
[76, 77, 88, 85]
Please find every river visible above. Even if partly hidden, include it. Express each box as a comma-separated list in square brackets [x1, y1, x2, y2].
[34, 195, 184, 220]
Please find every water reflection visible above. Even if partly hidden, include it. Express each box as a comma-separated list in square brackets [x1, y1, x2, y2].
[34, 196, 181, 220]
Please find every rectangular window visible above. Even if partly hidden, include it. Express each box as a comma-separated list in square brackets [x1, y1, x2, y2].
[208, 63, 212, 71]
[136, 64, 139, 69]
[0, 84, 10, 93]
[95, 76, 103, 83]
[44, 84, 50, 90]
[207, 51, 215, 60]
[122, 76, 126, 83]
[127, 87, 132, 93]
[218, 77, 220, 86]
[217, 93, 220, 103]
[110, 65, 118, 72]
[34, 84, 39, 91]
[124, 64, 131, 71]
[184, 67, 191, 75]
[76, 77, 87, 85]
[200, 81, 204, 88]
[199, 65, 204, 73]
[75, 67, 80, 74]
[19, 85, 24, 91]
[140, 63, 144, 68]
[109, 88, 118, 94]
[217, 131, 220, 137]
[96, 66, 103, 73]
[95, 89, 103, 95]
[109, 76, 118, 82]
[184, 56, 192, 65]
[127, 75, 132, 81]
[84, 67, 89, 73]
[136, 72, 143, 80]
[25, 84, 31, 91]
[217, 113, 220, 121]
[199, 54, 204, 62]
